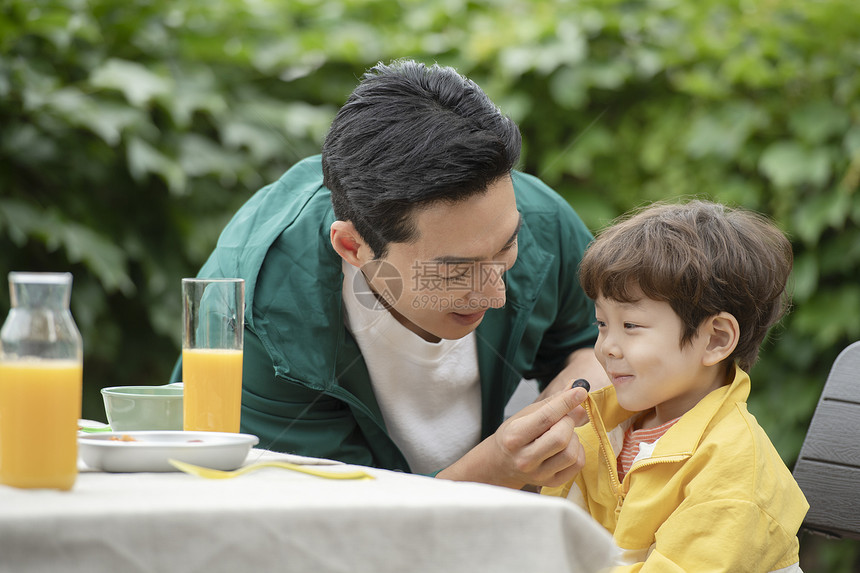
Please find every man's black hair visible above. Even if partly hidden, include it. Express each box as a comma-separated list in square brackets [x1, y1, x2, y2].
[322, 59, 522, 258]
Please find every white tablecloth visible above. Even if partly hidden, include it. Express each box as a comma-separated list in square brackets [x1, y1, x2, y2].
[0, 449, 618, 573]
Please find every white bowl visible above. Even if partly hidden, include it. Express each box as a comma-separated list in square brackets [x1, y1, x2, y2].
[78, 431, 259, 472]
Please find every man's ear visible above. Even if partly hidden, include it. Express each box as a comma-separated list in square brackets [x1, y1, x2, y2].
[702, 312, 740, 366]
[330, 220, 374, 267]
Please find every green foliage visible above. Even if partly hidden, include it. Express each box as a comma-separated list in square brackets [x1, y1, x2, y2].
[1, 0, 858, 567]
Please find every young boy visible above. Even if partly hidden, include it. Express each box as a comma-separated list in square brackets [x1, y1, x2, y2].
[543, 200, 809, 571]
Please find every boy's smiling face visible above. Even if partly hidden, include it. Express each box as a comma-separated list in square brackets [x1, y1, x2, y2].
[593, 292, 729, 427]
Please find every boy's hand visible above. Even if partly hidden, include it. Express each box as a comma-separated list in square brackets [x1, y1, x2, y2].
[437, 387, 588, 489]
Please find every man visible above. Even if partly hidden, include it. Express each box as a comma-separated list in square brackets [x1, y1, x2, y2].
[184, 60, 607, 489]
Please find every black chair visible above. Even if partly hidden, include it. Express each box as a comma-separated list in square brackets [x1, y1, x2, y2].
[792, 341, 860, 540]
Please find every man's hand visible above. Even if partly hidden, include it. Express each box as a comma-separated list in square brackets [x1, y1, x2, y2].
[436, 386, 588, 490]
[538, 347, 609, 425]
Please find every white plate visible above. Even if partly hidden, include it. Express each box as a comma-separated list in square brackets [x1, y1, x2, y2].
[78, 431, 259, 473]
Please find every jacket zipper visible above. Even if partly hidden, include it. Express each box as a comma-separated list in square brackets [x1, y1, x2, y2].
[585, 400, 625, 507]
[627, 454, 690, 476]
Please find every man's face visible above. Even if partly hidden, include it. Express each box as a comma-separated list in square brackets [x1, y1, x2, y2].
[362, 176, 520, 342]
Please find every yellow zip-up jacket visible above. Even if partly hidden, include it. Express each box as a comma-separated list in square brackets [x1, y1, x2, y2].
[543, 366, 809, 572]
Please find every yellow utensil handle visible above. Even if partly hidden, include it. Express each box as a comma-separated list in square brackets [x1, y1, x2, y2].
[168, 459, 374, 480]
[246, 461, 373, 480]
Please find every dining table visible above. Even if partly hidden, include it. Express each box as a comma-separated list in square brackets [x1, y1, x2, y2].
[0, 447, 618, 573]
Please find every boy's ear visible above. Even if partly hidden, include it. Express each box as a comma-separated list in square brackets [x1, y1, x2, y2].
[702, 312, 740, 366]
[330, 220, 374, 267]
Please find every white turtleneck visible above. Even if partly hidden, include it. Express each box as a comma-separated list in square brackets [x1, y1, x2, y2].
[341, 261, 482, 474]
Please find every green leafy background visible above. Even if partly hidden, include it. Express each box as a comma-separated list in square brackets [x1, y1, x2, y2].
[1, 0, 858, 568]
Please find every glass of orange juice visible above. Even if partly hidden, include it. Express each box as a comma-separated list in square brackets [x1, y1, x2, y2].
[181, 278, 244, 433]
[0, 272, 83, 491]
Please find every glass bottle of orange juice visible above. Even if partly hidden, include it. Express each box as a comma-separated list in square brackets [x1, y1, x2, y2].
[0, 272, 83, 490]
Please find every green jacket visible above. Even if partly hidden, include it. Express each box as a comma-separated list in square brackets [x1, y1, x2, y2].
[181, 155, 597, 472]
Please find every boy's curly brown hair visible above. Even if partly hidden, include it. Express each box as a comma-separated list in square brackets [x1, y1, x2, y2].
[579, 200, 793, 371]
